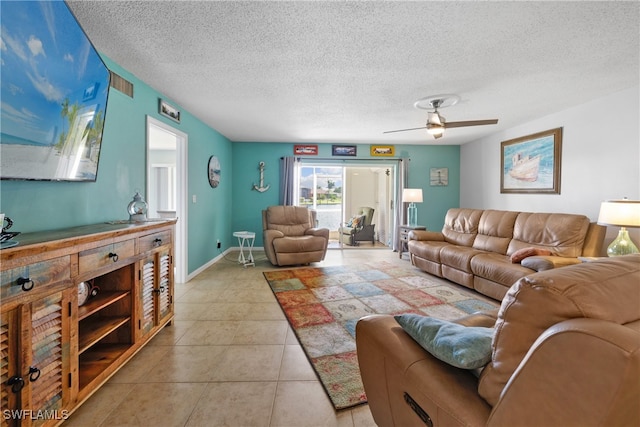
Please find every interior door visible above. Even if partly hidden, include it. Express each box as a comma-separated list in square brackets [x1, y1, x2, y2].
[146, 117, 187, 283]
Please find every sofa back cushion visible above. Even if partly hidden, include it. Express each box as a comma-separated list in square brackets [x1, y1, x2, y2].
[507, 212, 590, 257]
[472, 210, 519, 255]
[441, 208, 483, 247]
[264, 205, 311, 236]
[478, 255, 640, 406]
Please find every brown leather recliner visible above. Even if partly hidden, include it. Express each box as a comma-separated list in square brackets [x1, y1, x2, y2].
[356, 254, 640, 427]
[262, 205, 329, 266]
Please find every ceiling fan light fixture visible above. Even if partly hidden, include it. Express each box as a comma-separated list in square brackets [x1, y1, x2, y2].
[426, 123, 445, 135]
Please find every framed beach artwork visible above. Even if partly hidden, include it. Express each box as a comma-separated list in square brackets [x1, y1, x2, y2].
[430, 167, 448, 186]
[370, 145, 395, 156]
[294, 144, 318, 155]
[159, 99, 181, 123]
[332, 145, 357, 156]
[500, 128, 562, 194]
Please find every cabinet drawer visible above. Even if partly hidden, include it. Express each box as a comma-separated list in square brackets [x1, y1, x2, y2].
[1, 257, 70, 299]
[78, 240, 135, 274]
[138, 230, 172, 253]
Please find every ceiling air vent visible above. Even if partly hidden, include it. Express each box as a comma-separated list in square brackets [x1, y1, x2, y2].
[109, 71, 133, 97]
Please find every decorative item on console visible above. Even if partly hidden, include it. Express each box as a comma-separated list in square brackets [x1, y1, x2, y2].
[127, 191, 148, 222]
[0, 213, 20, 248]
[78, 279, 100, 306]
[252, 161, 270, 192]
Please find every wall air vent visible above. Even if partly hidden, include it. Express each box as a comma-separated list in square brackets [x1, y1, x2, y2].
[109, 71, 134, 97]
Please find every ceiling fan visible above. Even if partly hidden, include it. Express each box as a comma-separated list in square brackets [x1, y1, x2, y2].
[384, 94, 498, 139]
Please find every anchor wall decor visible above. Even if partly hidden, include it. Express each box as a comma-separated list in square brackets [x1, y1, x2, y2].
[252, 161, 270, 192]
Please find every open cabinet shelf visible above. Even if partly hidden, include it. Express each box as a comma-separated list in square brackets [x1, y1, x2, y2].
[78, 316, 130, 354]
[78, 291, 131, 320]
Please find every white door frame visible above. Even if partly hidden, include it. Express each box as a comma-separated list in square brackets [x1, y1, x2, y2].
[146, 116, 188, 284]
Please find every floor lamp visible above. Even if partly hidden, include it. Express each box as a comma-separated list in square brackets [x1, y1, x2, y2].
[597, 199, 640, 256]
[403, 188, 423, 227]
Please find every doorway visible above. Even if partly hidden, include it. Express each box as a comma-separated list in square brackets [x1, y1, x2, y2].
[146, 116, 187, 283]
[296, 162, 397, 249]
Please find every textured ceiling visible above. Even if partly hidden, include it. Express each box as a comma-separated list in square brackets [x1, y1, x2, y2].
[67, 1, 639, 146]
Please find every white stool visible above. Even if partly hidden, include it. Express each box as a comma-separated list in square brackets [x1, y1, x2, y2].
[233, 231, 255, 267]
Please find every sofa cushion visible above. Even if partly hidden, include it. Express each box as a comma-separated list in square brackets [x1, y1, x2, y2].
[471, 252, 535, 287]
[507, 212, 590, 258]
[440, 245, 487, 273]
[510, 247, 553, 263]
[478, 254, 640, 407]
[272, 235, 327, 254]
[442, 208, 483, 247]
[395, 314, 493, 369]
[473, 210, 519, 255]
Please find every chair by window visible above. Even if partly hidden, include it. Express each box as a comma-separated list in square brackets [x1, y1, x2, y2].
[262, 205, 329, 266]
[339, 207, 375, 246]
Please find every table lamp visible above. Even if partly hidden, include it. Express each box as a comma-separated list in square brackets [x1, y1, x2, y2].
[597, 199, 640, 256]
[403, 188, 423, 227]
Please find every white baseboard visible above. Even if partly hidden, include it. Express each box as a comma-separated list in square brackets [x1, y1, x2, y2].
[185, 246, 265, 282]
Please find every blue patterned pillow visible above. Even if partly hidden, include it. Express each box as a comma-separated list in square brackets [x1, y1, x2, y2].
[394, 314, 493, 369]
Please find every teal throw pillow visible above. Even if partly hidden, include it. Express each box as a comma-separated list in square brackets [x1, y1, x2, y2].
[394, 314, 493, 369]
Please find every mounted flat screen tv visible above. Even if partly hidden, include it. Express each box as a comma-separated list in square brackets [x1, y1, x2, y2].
[0, 0, 110, 181]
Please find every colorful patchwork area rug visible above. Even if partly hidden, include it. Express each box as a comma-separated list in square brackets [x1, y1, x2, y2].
[263, 261, 499, 410]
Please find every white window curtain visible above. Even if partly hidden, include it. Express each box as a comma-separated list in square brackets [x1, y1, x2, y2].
[279, 156, 299, 205]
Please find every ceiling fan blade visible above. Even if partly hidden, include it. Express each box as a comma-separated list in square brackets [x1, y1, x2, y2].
[383, 126, 428, 134]
[443, 119, 499, 129]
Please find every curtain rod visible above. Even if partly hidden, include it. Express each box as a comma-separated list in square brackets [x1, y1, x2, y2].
[280, 157, 405, 161]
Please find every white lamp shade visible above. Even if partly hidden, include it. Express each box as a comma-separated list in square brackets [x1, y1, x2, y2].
[598, 200, 640, 228]
[403, 188, 423, 203]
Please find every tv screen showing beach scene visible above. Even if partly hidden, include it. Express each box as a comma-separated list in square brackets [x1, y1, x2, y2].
[1, 0, 110, 181]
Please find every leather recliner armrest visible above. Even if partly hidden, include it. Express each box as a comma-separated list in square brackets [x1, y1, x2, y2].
[305, 227, 330, 239]
[409, 230, 445, 241]
[487, 318, 640, 427]
[356, 315, 492, 427]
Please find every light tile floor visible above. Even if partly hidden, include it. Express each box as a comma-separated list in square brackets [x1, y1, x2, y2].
[66, 248, 415, 427]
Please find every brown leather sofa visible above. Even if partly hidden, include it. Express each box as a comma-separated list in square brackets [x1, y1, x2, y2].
[356, 255, 640, 427]
[408, 208, 605, 301]
[262, 205, 329, 266]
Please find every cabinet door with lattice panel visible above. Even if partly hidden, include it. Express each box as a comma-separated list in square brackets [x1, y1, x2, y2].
[22, 288, 73, 427]
[1, 309, 20, 427]
[156, 248, 173, 326]
[137, 256, 156, 340]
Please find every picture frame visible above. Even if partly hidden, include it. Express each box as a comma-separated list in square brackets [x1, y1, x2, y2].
[370, 145, 395, 156]
[430, 167, 448, 186]
[332, 145, 357, 156]
[159, 99, 181, 123]
[500, 127, 562, 194]
[294, 144, 318, 155]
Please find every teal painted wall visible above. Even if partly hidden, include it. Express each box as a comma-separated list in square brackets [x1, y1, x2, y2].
[231, 142, 459, 246]
[0, 56, 233, 276]
[1, 49, 457, 273]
